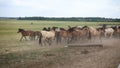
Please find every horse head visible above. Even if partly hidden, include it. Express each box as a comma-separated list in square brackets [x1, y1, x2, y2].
[102, 24, 107, 29]
[111, 26, 117, 31]
[82, 26, 89, 30]
[17, 28, 24, 33]
[51, 26, 58, 31]
[43, 27, 47, 31]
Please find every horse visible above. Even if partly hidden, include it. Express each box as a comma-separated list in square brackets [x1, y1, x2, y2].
[74, 26, 90, 40]
[102, 25, 114, 38]
[56, 26, 82, 44]
[48, 26, 68, 44]
[116, 26, 120, 38]
[55, 26, 89, 44]
[82, 26, 103, 41]
[67, 26, 82, 43]
[39, 28, 55, 46]
[111, 25, 120, 38]
[17, 28, 35, 41]
[34, 31, 41, 40]
[104, 28, 114, 38]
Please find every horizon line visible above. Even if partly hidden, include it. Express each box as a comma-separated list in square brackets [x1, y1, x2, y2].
[0, 16, 120, 19]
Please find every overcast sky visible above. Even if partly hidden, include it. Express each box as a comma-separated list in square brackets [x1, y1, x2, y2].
[0, 0, 120, 18]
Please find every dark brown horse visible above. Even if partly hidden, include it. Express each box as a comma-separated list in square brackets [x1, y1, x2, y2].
[17, 28, 35, 41]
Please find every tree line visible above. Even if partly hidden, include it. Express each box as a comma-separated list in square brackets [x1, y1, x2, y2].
[12, 17, 120, 22]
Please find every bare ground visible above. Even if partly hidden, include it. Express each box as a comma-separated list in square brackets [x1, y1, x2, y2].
[0, 38, 120, 68]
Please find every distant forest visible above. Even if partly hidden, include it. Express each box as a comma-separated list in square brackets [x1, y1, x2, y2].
[0, 17, 120, 22]
[17, 17, 120, 22]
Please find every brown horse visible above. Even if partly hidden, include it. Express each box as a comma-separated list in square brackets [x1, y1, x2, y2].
[17, 28, 35, 41]
[74, 26, 90, 40]
[54, 27, 72, 44]
[56, 26, 82, 44]
[34, 31, 41, 40]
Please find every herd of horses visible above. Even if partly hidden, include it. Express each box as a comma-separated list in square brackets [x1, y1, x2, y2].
[17, 25, 120, 46]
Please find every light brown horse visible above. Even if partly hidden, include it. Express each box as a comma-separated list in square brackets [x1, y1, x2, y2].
[82, 26, 103, 41]
[39, 29, 55, 46]
[17, 28, 35, 41]
[102, 25, 114, 38]
[104, 28, 114, 38]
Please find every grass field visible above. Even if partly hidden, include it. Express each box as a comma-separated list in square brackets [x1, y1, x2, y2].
[0, 19, 120, 68]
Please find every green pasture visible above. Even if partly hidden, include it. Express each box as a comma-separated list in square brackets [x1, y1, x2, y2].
[0, 19, 120, 68]
[0, 19, 119, 48]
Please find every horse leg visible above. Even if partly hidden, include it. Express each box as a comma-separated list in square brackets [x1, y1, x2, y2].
[67, 37, 70, 44]
[104, 33, 107, 38]
[29, 36, 31, 40]
[24, 36, 27, 41]
[99, 35, 102, 42]
[32, 36, 35, 40]
[44, 39, 47, 46]
[119, 33, 120, 39]
[110, 33, 113, 38]
[20, 36, 23, 41]
[30, 36, 33, 40]
[67, 37, 72, 44]
[33, 35, 35, 40]
[59, 37, 62, 44]
[42, 39, 45, 46]
[39, 35, 42, 46]
[48, 38, 52, 45]
[56, 35, 59, 44]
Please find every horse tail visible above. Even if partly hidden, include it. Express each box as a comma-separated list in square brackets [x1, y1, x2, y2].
[39, 32, 42, 45]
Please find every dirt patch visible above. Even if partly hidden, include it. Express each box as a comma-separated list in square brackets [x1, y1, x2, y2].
[0, 38, 120, 68]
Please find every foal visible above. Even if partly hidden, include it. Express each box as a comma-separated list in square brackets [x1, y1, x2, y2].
[17, 28, 35, 41]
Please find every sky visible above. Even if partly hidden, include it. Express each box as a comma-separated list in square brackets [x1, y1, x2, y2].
[0, 0, 120, 18]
